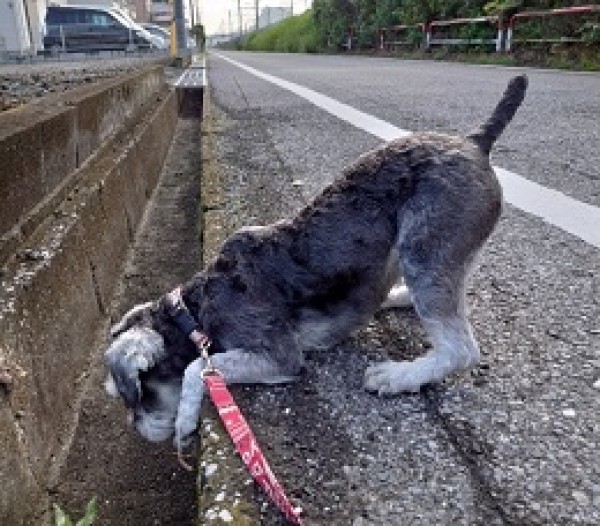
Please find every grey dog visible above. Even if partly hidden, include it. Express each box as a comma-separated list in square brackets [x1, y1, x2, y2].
[105, 75, 528, 448]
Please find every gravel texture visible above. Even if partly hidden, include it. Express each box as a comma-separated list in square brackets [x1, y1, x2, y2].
[0, 57, 163, 111]
[202, 52, 599, 525]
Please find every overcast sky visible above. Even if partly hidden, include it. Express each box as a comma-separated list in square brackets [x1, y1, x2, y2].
[199, 0, 312, 35]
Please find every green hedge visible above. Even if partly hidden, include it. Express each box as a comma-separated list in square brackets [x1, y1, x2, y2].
[243, 11, 319, 53]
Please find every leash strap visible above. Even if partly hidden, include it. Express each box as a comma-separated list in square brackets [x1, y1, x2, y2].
[204, 374, 303, 525]
[166, 287, 303, 524]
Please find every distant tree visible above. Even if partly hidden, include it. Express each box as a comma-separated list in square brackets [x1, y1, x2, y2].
[313, 0, 357, 48]
[355, 0, 376, 46]
[373, 0, 404, 28]
[394, 0, 484, 25]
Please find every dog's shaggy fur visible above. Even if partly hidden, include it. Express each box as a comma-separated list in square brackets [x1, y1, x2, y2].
[105, 76, 527, 446]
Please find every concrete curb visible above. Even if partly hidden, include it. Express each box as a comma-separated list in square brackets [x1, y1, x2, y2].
[0, 73, 178, 525]
[197, 74, 262, 525]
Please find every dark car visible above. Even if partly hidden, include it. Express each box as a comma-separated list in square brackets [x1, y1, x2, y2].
[43, 5, 157, 53]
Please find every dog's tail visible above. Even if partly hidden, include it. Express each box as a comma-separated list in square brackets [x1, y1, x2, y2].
[467, 75, 528, 155]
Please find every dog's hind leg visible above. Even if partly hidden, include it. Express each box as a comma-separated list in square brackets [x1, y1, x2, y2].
[365, 265, 480, 394]
[365, 175, 500, 394]
[175, 349, 304, 447]
[365, 306, 479, 395]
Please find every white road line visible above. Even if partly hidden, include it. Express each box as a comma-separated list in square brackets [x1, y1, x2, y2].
[213, 53, 600, 249]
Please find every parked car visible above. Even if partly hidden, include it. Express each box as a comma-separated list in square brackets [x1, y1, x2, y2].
[142, 23, 198, 51]
[43, 5, 161, 53]
[141, 23, 171, 49]
[109, 7, 165, 48]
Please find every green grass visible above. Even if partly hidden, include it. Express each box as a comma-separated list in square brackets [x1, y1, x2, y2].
[242, 11, 318, 53]
[53, 498, 97, 526]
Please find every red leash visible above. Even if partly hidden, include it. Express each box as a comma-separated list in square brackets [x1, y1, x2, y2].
[166, 287, 304, 525]
[204, 374, 303, 525]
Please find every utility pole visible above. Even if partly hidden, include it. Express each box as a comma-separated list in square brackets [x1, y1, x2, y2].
[238, 0, 242, 36]
[291, 0, 293, 16]
[255, 0, 259, 31]
[173, 0, 187, 53]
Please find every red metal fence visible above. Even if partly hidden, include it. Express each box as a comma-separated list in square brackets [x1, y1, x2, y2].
[427, 16, 502, 52]
[506, 5, 600, 52]
[377, 24, 424, 51]
[373, 5, 599, 53]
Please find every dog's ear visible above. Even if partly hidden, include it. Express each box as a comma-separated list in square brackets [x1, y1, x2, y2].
[104, 327, 165, 408]
[105, 361, 140, 408]
[110, 301, 156, 339]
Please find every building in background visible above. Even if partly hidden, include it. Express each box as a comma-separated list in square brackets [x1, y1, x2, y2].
[150, 0, 172, 25]
[130, 0, 151, 21]
[0, 0, 50, 54]
[0, 0, 32, 54]
[258, 5, 291, 30]
[27, 0, 49, 52]
[150, 0, 197, 29]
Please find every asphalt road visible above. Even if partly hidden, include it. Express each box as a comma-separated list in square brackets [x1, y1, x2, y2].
[203, 52, 599, 525]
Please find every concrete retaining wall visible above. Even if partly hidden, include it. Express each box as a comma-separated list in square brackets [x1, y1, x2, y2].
[0, 68, 178, 525]
[0, 66, 165, 267]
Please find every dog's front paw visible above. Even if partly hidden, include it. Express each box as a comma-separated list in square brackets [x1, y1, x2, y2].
[174, 428, 196, 451]
[364, 361, 426, 395]
[174, 410, 200, 451]
[105, 327, 165, 407]
[174, 358, 205, 450]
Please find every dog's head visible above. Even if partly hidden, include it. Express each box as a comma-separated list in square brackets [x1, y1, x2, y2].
[105, 304, 181, 443]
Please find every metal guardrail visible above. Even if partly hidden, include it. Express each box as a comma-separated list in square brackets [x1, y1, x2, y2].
[427, 16, 502, 52]
[377, 24, 424, 51]
[374, 5, 599, 54]
[506, 5, 600, 52]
